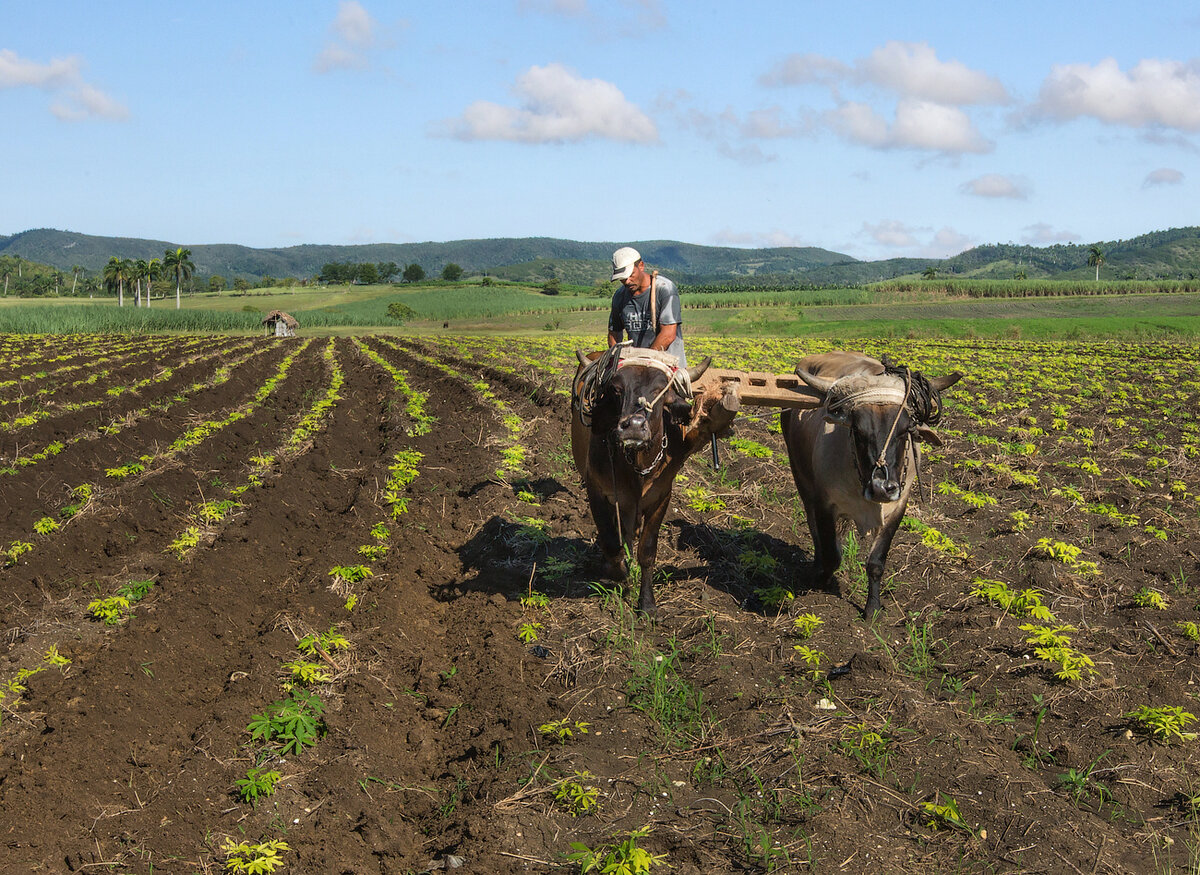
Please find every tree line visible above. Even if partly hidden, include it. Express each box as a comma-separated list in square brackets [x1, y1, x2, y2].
[316, 260, 463, 284]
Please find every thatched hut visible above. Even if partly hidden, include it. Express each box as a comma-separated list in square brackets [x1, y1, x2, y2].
[262, 310, 299, 338]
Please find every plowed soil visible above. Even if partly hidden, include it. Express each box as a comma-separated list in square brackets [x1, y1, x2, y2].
[0, 333, 1197, 874]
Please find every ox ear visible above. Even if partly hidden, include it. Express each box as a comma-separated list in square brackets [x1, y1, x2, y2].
[913, 425, 942, 446]
[665, 391, 692, 425]
[930, 371, 963, 392]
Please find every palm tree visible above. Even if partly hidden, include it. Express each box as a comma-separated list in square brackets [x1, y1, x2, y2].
[103, 256, 130, 307]
[922, 265, 938, 279]
[163, 247, 195, 309]
[1087, 246, 1106, 282]
[70, 265, 82, 296]
[145, 258, 160, 307]
[134, 259, 148, 307]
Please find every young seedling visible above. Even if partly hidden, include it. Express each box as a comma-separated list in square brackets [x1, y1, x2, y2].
[554, 772, 601, 816]
[297, 627, 350, 657]
[87, 596, 130, 626]
[517, 621, 543, 643]
[566, 826, 666, 874]
[921, 792, 973, 833]
[1132, 587, 1169, 610]
[538, 718, 590, 744]
[1124, 705, 1198, 743]
[247, 689, 326, 755]
[222, 839, 290, 874]
[168, 526, 201, 557]
[756, 585, 794, 609]
[281, 660, 332, 689]
[234, 767, 281, 806]
[792, 612, 824, 640]
[328, 564, 373, 585]
[521, 590, 551, 610]
[793, 645, 825, 681]
[1020, 624, 1096, 682]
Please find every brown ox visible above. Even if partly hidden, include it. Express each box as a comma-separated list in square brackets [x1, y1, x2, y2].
[571, 345, 739, 615]
[782, 352, 961, 617]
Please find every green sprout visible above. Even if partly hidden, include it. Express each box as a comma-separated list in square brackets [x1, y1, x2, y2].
[538, 718, 591, 744]
[517, 621, 543, 643]
[222, 839, 290, 874]
[1124, 705, 1197, 743]
[1132, 587, 1169, 610]
[234, 767, 281, 806]
[792, 612, 824, 639]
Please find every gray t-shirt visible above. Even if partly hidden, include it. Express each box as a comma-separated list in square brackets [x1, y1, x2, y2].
[608, 276, 687, 367]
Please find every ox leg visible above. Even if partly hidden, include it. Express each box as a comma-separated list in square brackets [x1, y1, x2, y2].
[586, 488, 626, 580]
[863, 514, 903, 619]
[634, 493, 672, 616]
[805, 499, 843, 594]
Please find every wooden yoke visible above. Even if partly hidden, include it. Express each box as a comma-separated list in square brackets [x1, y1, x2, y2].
[691, 368, 823, 410]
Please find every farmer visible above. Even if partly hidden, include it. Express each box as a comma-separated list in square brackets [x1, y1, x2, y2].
[607, 246, 687, 367]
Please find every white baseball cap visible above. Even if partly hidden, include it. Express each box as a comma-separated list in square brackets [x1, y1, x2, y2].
[611, 246, 641, 281]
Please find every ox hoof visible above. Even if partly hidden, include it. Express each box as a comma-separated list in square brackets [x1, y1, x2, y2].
[862, 600, 883, 620]
[599, 558, 627, 581]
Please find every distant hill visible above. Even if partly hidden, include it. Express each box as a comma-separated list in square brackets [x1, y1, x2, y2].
[1, 226, 1198, 286]
[0, 229, 855, 285]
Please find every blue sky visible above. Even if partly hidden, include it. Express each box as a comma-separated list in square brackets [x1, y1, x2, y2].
[2, 1, 1197, 261]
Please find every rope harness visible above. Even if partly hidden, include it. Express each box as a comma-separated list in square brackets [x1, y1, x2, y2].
[825, 369, 914, 495]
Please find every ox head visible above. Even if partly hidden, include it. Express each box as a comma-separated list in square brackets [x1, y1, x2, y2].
[796, 367, 962, 503]
[581, 350, 711, 451]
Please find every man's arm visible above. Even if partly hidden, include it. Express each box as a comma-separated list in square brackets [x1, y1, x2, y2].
[608, 330, 620, 347]
[650, 322, 677, 352]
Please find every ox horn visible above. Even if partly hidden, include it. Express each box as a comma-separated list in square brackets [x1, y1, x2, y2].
[576, 349, 590, 366]
[930, 371, 963, 392]
[686, 356, 712, 383]
[793, 368, 836, 395]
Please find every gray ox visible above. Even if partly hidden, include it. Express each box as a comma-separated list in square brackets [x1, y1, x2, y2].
[782, 352, 961, 617]
[571, 345, 739, 615]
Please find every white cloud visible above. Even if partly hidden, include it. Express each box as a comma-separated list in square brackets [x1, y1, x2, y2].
[444, 63, 656, 144]
[961, 173, 1029, 199]
[50, 83, 130, 121]
[0, 48, 126, 121]
[860, 221, 973, 257]
[1029, 57, 1200, 130]
[0, 48, 79, 88]
[858, 41, 1010, 105]
[762, 42, 1002, 155]
[314, 1, 381, 73]
[926, 227, 974, 258]
[764, 41, 1008, 106]
[828, 99, 991, 154]
[862, 219, 921, 249]
[1020, 223, 1080, 245]
[1143, 167, 1184, 187]
[759, 53, 851, 88]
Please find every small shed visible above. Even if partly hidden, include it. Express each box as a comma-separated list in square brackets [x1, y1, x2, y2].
[262, 310, 299, 338]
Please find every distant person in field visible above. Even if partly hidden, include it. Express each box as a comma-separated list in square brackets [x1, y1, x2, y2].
[607, 246, 687, 367]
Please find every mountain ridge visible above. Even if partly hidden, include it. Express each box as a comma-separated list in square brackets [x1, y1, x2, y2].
[2, 226, 1198, 285]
